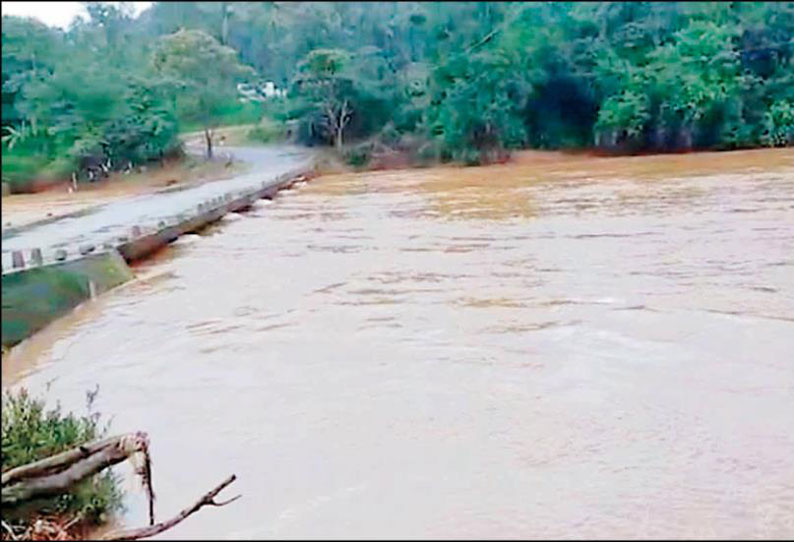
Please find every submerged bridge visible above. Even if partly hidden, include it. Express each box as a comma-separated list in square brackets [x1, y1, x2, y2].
[1, 145, 316, 348]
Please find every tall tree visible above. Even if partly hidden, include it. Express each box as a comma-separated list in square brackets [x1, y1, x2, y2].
[291, 49, 357, 150]
[152, 29, 254, 158]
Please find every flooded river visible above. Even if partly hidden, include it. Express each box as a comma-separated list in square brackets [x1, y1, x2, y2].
[3, 148, 794, 539]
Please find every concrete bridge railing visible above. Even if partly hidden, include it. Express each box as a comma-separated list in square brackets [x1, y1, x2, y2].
[1, 168, 310, 274]
[2, 166, 312, 348]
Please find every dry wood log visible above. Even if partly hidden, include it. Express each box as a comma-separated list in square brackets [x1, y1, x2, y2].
[100, 475, 240, 541]
[2, 433, 150, 507]
[1, 435, 121, 486]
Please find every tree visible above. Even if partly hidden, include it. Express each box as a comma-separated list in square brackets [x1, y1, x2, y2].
[645, 20, 743, 149]
[2, 9, 181, 190]
[152, 29, 254, 158]
[291, 49, 357, 150]
[1, 16, 63, 129]
[424, 48, 529, 164]
[4, 1, 794, 189]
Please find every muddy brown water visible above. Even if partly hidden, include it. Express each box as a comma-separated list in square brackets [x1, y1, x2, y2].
[3, 148, 794, 539]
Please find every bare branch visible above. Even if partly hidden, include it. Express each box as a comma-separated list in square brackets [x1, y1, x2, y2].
[210, 494, 242, 507]
[145, 456, 155, 526]
[100, 475, 239, 541]
[1, 520, 18, 541]
[340, 100, 352, 128]
[1, 432, 237, 540]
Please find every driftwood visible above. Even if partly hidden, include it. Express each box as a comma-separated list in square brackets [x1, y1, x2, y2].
[2, 435, 119, 486]
[2, 433, 151, 507]
[1, 433, 239, 540]
[101, 475, 240, 541]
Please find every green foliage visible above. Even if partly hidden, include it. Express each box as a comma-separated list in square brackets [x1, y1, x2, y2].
[425, 49, 529, 163]
[152, 28, 255, 157]
[1, 388, 123, 526]
[3, 1, 792, 184]
[289, 48, 394, 149]
[178, 100, 262, 134]
[0, 151, 53, 191]
[762, 99, 794, 147]
[344, 142, 373, 167]
[247, 119, 287, 144]
[2, 8, 182, 191]
[271, 1, 791, 159]
[595, 88, 651, 150]
[1, 16, 63, 127]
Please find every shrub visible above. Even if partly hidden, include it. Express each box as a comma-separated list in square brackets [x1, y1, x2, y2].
[247, 119, 287, 144]
[181, 100, 263, 133]
[761, 100, 794, 147]
[0, 152, 49, 192]
[1, 388, 123, 528]
[344, 142, 373, 167]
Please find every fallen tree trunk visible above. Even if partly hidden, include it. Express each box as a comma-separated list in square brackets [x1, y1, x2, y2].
[2, 433, 150, 507]
[2, 435, 122, 486]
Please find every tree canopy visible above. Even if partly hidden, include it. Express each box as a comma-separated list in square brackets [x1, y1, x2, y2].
[153, 29, 255, 157]
[3, 2, 793, 189]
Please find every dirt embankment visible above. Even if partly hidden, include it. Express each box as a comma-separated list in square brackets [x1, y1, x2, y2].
[326, 140, 794, 180]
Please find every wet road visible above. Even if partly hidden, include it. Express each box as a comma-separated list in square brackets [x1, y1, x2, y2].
[1, 145, 312, 265]
[3, 148, 794, 539]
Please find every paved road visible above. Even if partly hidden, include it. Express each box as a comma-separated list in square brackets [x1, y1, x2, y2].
[1, 145, 313, 267]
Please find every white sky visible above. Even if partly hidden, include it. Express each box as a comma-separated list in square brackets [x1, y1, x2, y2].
[1, 2, 152, 28]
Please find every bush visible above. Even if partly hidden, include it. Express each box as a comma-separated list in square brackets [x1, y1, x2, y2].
[0, 152, 49, 191]
[344, 142, 373, 167]
[761, 100, 794, 147]
[1, 149, 79, 193]
[180, 100, 263, 133]
[247, 119, 287, 144]
[377, 123, 401, 147]
[1, 388, 123, 528]
[215, 100, 263, 126]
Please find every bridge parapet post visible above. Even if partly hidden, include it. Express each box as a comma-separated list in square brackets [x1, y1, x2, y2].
[12, 250, 25, 269]
[30, 248, 43, 266]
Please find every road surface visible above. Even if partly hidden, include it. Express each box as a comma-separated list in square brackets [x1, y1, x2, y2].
[1, 145, 313, 268]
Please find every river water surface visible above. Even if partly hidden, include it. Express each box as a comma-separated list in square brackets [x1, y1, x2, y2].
[3, 148, 794, 539]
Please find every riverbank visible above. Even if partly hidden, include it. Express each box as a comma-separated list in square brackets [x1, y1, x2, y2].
[510, 146, 794, 177]
[329, 140, 794, 182]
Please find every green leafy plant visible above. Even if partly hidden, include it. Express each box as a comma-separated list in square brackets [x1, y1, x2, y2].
[246, 119, 287, 144]
[761, 100, 794, 147]
[1, 388, 123, 528]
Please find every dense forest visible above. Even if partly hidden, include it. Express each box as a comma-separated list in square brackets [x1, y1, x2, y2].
[2, 2, 793, 190]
